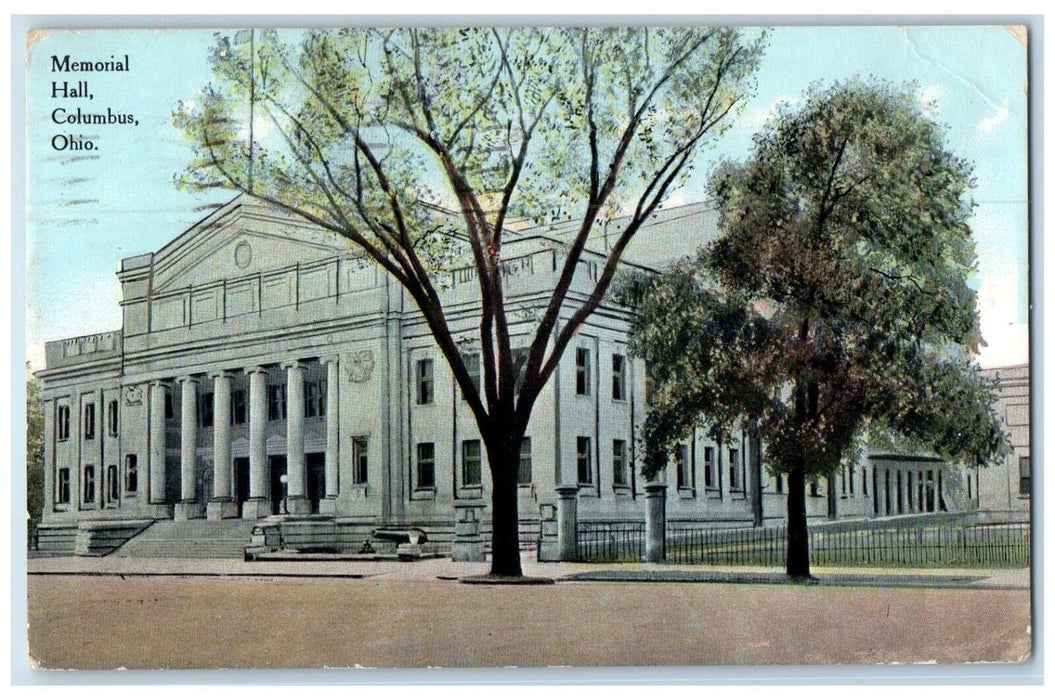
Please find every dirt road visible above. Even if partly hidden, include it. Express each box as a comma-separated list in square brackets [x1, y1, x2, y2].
[27, 574, 1030, 670]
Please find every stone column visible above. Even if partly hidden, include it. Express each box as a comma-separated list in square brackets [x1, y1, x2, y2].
[94, 388, 104, 510]
[42, 399, 55, 519]
[556, 485, 579, 562]
[645, 483, 667, 563]
[175, 376, 203, 520]
[320, 355, 339, 514]
[207, 371, 239, 520]
[148, 380, 172, 517]
[243, 366, 271, 519]
[284, 361, 310, 514]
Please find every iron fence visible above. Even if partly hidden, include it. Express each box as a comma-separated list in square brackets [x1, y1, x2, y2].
[577, 520, 645, 562]
[663, 522, 1030, 568]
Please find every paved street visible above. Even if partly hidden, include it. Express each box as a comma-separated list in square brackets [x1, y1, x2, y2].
[26, 556, 1031, 670]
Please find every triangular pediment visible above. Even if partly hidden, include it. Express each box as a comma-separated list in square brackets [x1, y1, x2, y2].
[153, 196, 349, 292]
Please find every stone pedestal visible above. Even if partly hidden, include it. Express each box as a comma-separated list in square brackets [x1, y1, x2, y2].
[206, 498, 240, 520]
[452, 501, 486, 562]
[241, 497, 272, 521]
[174, 500, 204, 521]
[318, 496, 338, 515]
[143, 502, 174, 519]
[536, 502, 561, 562]
[556, 485, 579, 562]
[397, 543, 423, 560]
[645, 483, 667, 563]
[286, 495, 313, 515]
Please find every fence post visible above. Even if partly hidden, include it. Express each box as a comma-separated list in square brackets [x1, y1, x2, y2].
[556, 486, 579, 562]
[645, 483, 667, 563]
[536, 501, 560, 562]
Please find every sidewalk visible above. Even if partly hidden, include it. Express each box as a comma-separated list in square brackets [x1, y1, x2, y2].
[26, 551, 1030, 589]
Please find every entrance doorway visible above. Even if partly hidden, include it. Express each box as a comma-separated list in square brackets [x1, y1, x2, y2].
[307, 452, 325, 513]
[234, 458, 250, 509]
[269, 455, 288, 515]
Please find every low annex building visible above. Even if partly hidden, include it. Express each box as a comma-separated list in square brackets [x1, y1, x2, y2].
[34, 195, 985, 555]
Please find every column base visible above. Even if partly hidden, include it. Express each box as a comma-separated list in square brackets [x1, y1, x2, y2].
[174, 501, 204, 521]
[451, 539, 486, 562]
[318, 496, 338, 515]
[538, 539, 561, 563]
[145, 502, 174, 519]
[286, 495, 313, 515]
[206, 498, 241, 520]
[241, 498, 273, 520]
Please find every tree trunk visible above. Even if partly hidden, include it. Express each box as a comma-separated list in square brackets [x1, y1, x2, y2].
[485, 437, 523, 577]
[786, 459, 811, 580]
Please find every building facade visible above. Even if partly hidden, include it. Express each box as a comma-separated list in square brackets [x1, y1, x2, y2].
[35, 196, 986, 554]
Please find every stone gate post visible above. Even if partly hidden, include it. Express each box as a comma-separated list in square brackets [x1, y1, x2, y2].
[556, 485, 579, 562]
[645, 483, 667, 563]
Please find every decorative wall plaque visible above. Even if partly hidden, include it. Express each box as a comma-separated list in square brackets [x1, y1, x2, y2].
[124, 385, 144, 405]
[347, 349, 375, 383]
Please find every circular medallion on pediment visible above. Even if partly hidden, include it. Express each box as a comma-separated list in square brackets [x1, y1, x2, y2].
[234, 240, 253, 269]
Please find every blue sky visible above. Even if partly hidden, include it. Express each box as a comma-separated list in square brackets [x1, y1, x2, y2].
[24, 25, 1029, 369]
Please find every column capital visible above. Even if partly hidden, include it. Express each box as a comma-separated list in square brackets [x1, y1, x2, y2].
[208, 369, 236, 381]
[176, 374, 200, 386]
[320, 354, 340, 367]
[281, 360, 307, 371]
[244, 365, 270, 376]
[149, 378, 172, 388]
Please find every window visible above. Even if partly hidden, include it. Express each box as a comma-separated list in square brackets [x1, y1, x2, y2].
[462, 440, 482, 487]
[56, 404, 70, 441]
[848, 466, 854, 495]
[125, 455, 138, 494]
[965, 471, 970, 500]
[644, 374, 655, 406]
[352, 436, 368, 485]
[416, 359, 434, 405]
[83, 465, 95, 505]
[107, 464, 119, 502]
[462, 352, 481, 398]
[729, 448, 741, 490]
[83, 402, 95, 440]
[862, 467, 868, 496]
[676, 444, 691, 490]
[896, 470, 904, 514]
[57, 467, 71, 504]
[518, 437, 533, 485]
[416, 442, 435, 489]
[231, 390, 247, 425]
[775, 472, 784, 494]
[107, 399, 118, 436]
[613, 439, 628, 487]
[841, 467, 847, 496]
[513, 348, 529, 395]
[576, 436, 593, 484]
[575, 348, 591, 396]
[1019, 456, 1031, 495]
[268, 384, 287, 421]
[908, 471, 915, 509]
[199, 392, 214, 427]
[704, 446, 715, 488]
[612, 354, 626, 401]
[305, 380, 327, 418]
[810, 478, 820, 497]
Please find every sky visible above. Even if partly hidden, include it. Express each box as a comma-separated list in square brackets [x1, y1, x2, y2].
[23, 24, 1030, 370]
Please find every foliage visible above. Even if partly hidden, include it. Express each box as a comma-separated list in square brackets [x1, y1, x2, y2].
[176, 26, 767, 575]
[27, 374, 45, 533]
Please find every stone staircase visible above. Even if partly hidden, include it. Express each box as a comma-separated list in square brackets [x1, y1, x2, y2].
[114, 519, 254, 559]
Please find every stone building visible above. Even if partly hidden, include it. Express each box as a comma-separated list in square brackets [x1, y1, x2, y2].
[34, 195, 978, 555]
[973, 364, 1031, 518]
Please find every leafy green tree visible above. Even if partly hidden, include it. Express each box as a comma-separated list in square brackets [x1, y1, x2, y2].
[27, 373, 45, 546]
[629, 81, 1008, 579]
[176, 27, 765, 576]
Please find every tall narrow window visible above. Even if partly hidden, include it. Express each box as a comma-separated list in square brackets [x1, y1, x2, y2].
[862, 466, 868, 496]
[231, 390, 247, 425]
[513, 348, 529, 395]
[462, 440, 482, 487]
[575, 348, 591, 396]
[704, 446, 715, 488]
[83, 465, 95, 505]
[462, 352, 481, 398]
[908, 471, 915, 509]
[613, 439, 628, 487]
[57, 404, 70, 441]
[416, 442, 435, 489]
[268, 384, 287, 421]
[1019, 456, 1031, 495]
[107, 399, 118, 436]
[810, 478, 820, 497]
[125, 454, 138, 494]
[518, 437, 533, 485]
[612, 354, 626, 401]
[305, 380, 327, 418]
[83, 402, 95, 440]
[576, 436, 593, 484]
[729, 448, 741, 490]
[107, 464, 119, 502]
[199, 392, 214, 427]
[965, 471, 970, 500]
[352, 436, 369, 485]
[417, 359, 434, 405]
[776, 472, 784, 494]
[896, 470, 904, 514]
[676, 444, 691, 490]
[57, 468, 71, 504]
